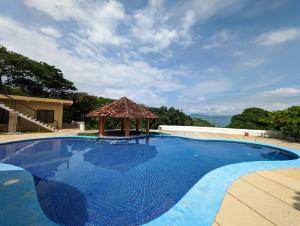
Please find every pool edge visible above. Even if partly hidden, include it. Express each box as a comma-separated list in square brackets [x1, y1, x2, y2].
[145, 135, 300, 226]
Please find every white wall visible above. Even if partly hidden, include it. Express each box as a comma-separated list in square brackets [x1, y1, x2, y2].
[158, 125, 282, 138]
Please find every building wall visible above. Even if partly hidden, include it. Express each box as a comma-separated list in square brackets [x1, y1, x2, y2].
[1, 99, 64, 131]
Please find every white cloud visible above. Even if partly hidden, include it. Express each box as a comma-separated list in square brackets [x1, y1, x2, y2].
[24, 0, 242, 55]
[262, 87, 300, 96]
[203, 30, 236, 49]
[40, 26, 61, 39]
[178, 79, 232, 113]
[242, 58, 265, 68]
[0, 16, 185, 107]
[171, 0, 241, 22]
[185, 80, 231, 96]
[131, 0, 191, 53]
[24, 0, 80, 20]
[256, 28, 300, 46]
[130, 0, 242, 53]
[25, 0, 128, 46]
[177, 78, 300, 114]
[182, 93, 300, 115]
[187, 104, 238, 115]
[233, 51, 244, 56]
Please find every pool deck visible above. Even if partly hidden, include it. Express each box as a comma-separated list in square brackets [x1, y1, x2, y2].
[213, 168, 300, 226]
[0, 129, 82, 143]
[0, 129, 300, 226]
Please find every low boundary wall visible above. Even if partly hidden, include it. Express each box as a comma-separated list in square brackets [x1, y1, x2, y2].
[158, 125, 282, 138]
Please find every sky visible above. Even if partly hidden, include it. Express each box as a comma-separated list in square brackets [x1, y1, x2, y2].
[0, 0, 300, 115]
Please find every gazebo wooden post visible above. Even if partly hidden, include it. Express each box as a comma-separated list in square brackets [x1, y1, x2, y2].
[125, 118, 130, 137]
[135, 119, 140, 133]
[146, 119, 150, 134]
[99, 117, 106, 137]
[121, 118, 124, 132]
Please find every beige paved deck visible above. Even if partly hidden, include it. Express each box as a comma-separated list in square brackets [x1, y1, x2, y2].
[164, 130, 300, 150]
[1, 130, 300, 225]
[214, 169, 300, 226]
[0, 129, 82, 143]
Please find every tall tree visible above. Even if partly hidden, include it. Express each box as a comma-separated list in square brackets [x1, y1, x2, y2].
[0, 45, 76, 98]
[147, 106, 214, 129]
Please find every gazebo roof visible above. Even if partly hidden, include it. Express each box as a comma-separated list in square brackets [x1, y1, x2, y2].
[86, 97, 158, 119]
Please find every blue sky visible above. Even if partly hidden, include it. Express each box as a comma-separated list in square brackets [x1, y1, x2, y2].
[0, 0, 300, 114]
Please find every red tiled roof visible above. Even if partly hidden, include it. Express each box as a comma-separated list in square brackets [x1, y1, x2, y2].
[86, 97, 158, 119]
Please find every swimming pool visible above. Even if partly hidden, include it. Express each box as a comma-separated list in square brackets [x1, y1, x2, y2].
[0, 136, 298, 226]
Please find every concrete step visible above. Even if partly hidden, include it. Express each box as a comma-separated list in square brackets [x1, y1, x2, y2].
[0, 102, 57, 132]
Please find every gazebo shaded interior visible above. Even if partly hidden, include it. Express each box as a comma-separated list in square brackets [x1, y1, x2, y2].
[86, 97, 158, 136]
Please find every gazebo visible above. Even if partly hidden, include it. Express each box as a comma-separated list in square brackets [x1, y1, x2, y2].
[86, 97, 158, 137]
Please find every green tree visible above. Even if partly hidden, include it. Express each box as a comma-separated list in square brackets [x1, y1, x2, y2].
[268, 106, 300, 140]
[63, 92, 116, 129]
[227, 107, 271, 130]
[148, 106, 214, 129]
[0, 45, 76, 98]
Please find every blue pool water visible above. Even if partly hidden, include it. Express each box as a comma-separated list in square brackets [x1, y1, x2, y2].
[0, 136, 298, 226]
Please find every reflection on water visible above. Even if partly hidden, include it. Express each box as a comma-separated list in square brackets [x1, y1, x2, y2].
[261, 150, 298, 160]
[1, 139, 73, 178]
[84, 142, 157, 171]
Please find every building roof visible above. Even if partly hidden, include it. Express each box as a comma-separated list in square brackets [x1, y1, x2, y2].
[0, 94, 73, 106]
[86, 97, 158, 119]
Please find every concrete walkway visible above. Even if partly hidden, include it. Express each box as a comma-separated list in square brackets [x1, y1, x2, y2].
[213, 168, 300, 226]
[0, 129, 82, 143]
[164, 130, 300, 150]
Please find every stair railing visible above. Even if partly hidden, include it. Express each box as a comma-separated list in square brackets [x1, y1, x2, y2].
[2, 93, 37, 119]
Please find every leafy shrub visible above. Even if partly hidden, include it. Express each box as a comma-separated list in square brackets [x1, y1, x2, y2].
[268, 106, 300, 140]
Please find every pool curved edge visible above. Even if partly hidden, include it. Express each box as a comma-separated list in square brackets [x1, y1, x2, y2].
[0, 135, 299, 226]
[0, 164, 58, 226]
[145, 135, 300, 226]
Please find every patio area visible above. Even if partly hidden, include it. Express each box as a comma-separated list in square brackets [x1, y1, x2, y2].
[214, 168, 300, 226]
